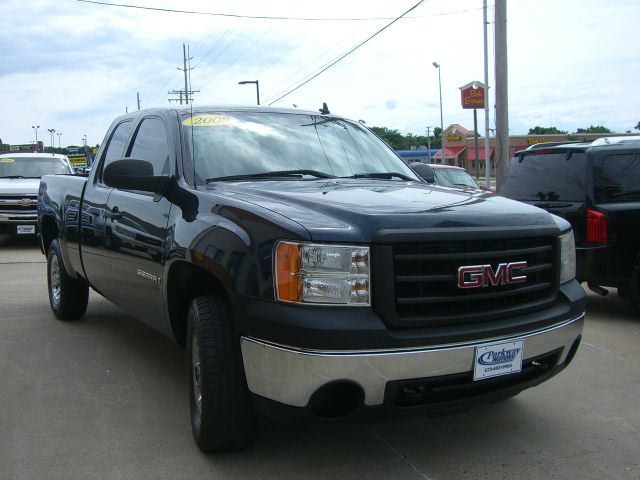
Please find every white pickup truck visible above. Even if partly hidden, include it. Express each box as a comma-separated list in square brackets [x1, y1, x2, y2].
[0, 153, 74, 235]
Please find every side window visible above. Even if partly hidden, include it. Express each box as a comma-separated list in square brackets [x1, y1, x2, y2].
[127, 117, 170, 176]
[595, 153, 640, 203]
[101, 120, 134, 179]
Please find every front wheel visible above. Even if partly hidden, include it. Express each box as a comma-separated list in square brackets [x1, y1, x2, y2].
[187, 294, 256, 452]
[629, 273, 640, 317]
[47, 239, 89, 320]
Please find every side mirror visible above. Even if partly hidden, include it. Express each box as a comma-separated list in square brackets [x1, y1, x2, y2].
[103, 158, 171, 194]
[410, 163, 435, 183]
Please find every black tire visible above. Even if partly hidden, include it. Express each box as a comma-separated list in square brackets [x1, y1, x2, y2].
[47, 239, 89, 320]
[187, 294, 256, 452]
[630, 286, 640, 317]
[625, 268, 640, 316]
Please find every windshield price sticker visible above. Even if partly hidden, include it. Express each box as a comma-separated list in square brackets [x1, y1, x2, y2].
[0, 158, 15, 163]
[182, 114, 237, 127]
[473, 339, 523, 381]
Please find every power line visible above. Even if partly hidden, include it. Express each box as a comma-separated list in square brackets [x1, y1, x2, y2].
[267, 0, 425, 106]
[76, 0, 480, 21]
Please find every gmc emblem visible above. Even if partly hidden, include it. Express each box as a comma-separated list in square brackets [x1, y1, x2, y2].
[457, 261, 528, 289]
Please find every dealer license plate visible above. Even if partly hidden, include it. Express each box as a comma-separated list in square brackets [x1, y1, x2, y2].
[17, 225, 36, 235]
[473, 339, 523, 381]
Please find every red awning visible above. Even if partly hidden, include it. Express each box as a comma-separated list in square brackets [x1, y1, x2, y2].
[467, 147, 494, 160]
[434, 146, 466, 158]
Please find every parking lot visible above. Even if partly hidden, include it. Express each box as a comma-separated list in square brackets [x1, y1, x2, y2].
[1, 234, 638, 480]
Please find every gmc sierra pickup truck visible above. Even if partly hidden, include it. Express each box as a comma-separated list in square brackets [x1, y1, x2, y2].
[38, 106, 586, 452]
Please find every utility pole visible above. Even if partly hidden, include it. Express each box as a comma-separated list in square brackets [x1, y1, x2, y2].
[137, 92, 141, 111]
[183, 44, 189, 104]
[494, 0, 509, 192]
[169, 44, 199, 104]
[483, 0, 491, 190]
[426, 126, 432, 163]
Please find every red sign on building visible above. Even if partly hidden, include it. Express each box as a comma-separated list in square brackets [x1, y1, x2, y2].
[459, 81, 485, 109]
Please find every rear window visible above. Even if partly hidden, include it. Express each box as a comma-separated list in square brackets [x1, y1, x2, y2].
[594, 153, 640, 203]
[501, 151, 586, 201]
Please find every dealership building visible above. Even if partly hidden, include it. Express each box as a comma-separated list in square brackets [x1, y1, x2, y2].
[431, 125, 638, 175]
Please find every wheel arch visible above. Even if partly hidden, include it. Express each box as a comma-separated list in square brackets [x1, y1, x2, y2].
[166, 261, 231, 347]
[40, 215, 59, 255]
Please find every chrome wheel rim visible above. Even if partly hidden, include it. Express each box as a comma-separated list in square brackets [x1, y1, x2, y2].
[191, 330, 203, 416]
[50, 255, 61, 308]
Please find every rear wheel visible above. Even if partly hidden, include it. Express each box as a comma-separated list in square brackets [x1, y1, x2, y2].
[187, 294, 255, 452]
[47, 239, 89, 320]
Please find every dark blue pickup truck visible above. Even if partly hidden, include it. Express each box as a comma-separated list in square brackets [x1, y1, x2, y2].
[38, 106, 585, 452]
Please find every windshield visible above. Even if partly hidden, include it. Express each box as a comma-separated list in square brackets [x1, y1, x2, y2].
[0, 156, 72, 178]
[433, 168, 478, 188]
[501, 151, 586, 201]
[181, 112, 418, 184]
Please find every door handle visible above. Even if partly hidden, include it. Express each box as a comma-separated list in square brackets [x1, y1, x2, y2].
[107, 206, 122, 220]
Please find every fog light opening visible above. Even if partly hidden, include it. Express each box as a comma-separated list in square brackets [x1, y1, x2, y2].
[309, 381, 364, 419]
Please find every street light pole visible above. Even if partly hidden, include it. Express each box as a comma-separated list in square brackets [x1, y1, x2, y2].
[238, 80, 260, 105]
[432, 62, 444, 135]
[32, 125, 40, 150]
[57, 132, 62, 148]
[47, 128, 56, 148]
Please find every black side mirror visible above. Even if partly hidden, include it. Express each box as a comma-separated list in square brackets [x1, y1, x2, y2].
[410, 163, 435, 183]
[103, 158, 171, 194]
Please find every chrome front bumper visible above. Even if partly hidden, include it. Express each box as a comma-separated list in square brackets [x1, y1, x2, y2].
[241, 314, 584, 408]
[0, 212, 37, 223]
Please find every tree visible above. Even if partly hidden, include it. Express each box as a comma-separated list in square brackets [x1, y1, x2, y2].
[370, 126, 405, 149]
[370, 126, 442, 150]
[575, 125, 612, 134]
[528, 126, 568, 135]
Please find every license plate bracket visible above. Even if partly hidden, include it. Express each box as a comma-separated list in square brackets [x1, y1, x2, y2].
[17, 225, 36, 235]
[473, 339, 523, 381]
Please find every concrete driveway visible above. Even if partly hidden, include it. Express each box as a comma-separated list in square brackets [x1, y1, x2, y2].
[1, 235, 638, 480]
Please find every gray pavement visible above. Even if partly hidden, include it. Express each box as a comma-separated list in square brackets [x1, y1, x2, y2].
[1, 235, 639, 480]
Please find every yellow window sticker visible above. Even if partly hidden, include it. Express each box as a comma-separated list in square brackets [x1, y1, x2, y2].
[0, 158, 15, 163]
[182, 114, 237, 127]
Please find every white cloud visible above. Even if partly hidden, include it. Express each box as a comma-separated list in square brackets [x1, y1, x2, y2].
[1, 0, 639, 147]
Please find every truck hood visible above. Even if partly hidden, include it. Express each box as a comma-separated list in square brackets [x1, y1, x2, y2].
[0, 178, 40, 195]
[207, 179, 560, 242]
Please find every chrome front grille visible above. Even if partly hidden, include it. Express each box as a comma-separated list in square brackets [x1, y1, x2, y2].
[0, 195, 38, 213]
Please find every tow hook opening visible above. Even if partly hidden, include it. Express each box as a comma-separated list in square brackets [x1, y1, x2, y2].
[587, 283, 609, 296]
[564, 335, 582, 367]
[309, 381, 364, 419]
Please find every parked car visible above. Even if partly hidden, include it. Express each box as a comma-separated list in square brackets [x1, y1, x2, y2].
[0, 153, 74, 235]
[501, 136, 640, 314]
[38, 106, 584, 452]
[410, 162, 481, 189]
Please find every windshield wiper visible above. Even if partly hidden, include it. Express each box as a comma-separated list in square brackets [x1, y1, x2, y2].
[344, 172, 415, 181]
[451, 183, 475, 187]
[206, 169, 336, 182]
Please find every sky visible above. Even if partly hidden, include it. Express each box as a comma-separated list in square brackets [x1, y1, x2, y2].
[1, 0, 638, 148]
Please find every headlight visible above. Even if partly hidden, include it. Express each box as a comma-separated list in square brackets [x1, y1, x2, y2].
[275, 241, 370, 305]
[559, 231, 576, 284]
